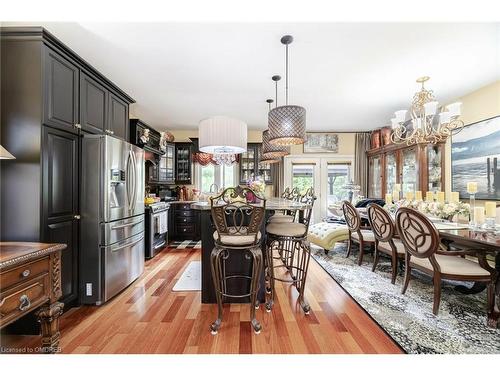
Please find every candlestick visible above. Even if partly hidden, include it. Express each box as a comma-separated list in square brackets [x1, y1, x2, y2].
[415, 191, 422, 201]
[405, 191, 414, 201]
[392, 190, 400, 202]
[469, 193, 476, 228]
[436, 192, 445, 203]
[466, 182, 478, 194]
[474, 207, 485, 225]
[449, 192, 459, 203]
[484, 202, 497, 230]
[393, 183, 401, 192]
[425, 191, 434, 202]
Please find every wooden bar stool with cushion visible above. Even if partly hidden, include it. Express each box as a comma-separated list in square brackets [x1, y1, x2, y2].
[209, 186, 266, 335]
[342, 200, 376, 265]
[268, 187, 300, 224]
[265, 187, 316, 314]
[395, 207, 496, 315]
[367, 203, 405, 284]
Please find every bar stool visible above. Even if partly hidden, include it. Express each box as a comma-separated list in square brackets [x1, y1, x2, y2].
[209, 186, 266, 335]
[268, 187, 300, 224]
[264, 187, 316, 314]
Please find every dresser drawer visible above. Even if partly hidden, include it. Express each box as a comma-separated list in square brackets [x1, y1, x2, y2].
[175, 215, 197, 224]
[0, 274, 50, 327]
[175, 209, 194, 217]
[0, 257, 50, 290]
[176, 223, 195, 234]
[175, 203, 192, 211]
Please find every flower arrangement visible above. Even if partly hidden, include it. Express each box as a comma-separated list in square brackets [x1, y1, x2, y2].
[419, 201, 470, 221]
[384, 199, 470, 221]
[246, 176, 265, 194]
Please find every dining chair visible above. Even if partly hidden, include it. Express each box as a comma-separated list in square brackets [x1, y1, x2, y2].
[342, 200, 376, 265]
[367, 203, 405, 284]
[265, 187, 316, 314]
[395, 207, 496, 315]
[209, 186, 266, 334]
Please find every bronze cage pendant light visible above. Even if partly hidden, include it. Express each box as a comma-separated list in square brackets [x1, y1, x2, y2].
[268, 35, 306, 146]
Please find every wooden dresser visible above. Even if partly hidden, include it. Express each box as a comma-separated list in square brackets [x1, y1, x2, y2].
[0, 242, 66, 353]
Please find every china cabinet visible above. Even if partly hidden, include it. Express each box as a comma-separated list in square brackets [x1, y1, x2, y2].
[367, 142, 445, 198]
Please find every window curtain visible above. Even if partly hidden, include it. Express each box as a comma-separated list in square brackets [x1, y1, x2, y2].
[192, 152, 240, 166]
[354, 132, 370, 197]
[271, 159, 284, 197]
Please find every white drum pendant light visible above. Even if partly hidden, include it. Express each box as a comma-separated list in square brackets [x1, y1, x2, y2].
[198, 116, 247, 154]
[269, 35, 306, 146]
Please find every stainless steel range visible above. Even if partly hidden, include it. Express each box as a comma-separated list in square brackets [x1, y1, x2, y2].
[145, 201, 170, 259]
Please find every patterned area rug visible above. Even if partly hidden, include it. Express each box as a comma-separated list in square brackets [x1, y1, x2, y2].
[169, 240, 201, 249]
[310, 243, 500, 354]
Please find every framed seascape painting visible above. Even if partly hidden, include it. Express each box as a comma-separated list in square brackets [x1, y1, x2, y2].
[303, 132, 339, 153]
[451, 115, 500, 200]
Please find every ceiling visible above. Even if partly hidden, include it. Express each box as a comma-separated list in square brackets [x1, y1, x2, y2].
[4, 22, 500, 131]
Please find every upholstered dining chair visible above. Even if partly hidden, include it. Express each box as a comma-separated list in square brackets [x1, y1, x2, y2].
[342, 200, 376, 265]
[209, 186, 266, 334]
[367, 203, 405, 284]
[395, 207, 496, 315]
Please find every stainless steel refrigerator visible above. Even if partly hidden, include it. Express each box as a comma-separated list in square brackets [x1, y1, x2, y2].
[80, 135, 145, 305]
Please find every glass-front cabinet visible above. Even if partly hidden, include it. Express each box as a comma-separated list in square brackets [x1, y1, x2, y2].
[175, 142, 192, 184]
[368, 155, 382, 198]
[158, 143, 175, 184]
[366, 142, 446, 199]
[239, 143, 273, 185]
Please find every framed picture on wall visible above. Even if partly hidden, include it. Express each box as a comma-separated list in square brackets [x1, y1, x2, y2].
[451, 115, 500, 200]
[303, 132, 339, 153]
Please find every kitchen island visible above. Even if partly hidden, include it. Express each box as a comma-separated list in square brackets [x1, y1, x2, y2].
[191, 198, 310, 304]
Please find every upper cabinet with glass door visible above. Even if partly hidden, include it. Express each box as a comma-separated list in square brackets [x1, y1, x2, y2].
[238, 143, 273, 185]
[385, 152, 397, 194]
[368, 155, 382, 198]
[400, 147, 417, 195]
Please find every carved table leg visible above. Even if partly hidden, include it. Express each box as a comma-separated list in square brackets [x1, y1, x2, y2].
[36, 301, 64, 353]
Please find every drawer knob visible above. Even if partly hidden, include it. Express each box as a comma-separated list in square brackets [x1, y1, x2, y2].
[21, 269, 31, 277]
[19, 295, 31, 311]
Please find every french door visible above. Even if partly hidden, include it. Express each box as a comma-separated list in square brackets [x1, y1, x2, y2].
[284, 156, 354, 223]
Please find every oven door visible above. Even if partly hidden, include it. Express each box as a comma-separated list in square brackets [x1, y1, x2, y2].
[153, 210, 168, 235]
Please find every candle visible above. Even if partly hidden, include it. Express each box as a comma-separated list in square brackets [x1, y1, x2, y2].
[393, 183, 401, 192]
[449, 192, 459, 203]
[425, 191, 434, 202]
[485, 202, 497, 218]
[474, 207, 485, 224]
[405, 191, 414, 201]
[436, 192, 445, 203]
[393, 191, 400, 202]
[467, 182, 478, 194]
[415, 191, 423, 201]
[385, 193, 393, 204]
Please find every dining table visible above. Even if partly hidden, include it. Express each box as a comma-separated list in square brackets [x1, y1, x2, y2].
[358, 208, 500, 328]
[191, 197, 312, 304]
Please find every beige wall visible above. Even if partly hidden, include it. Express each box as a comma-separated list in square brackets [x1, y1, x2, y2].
[444, 80, 500, 221]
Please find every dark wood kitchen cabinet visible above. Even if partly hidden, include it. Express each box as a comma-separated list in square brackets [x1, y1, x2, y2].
[175, 142, 192, 185]
[41, 127, 80, 305]
[239, 143, 273, 185]
[171, 203, 200, 241]
[1, 27, 135, 311]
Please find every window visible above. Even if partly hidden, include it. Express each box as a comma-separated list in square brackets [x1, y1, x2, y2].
[199, 164, 237, 193]
[327, 163, 351, 207]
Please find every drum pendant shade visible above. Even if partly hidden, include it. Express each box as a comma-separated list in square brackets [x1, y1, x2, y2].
[262, 129, 289, 158]
[268, 105, 306, 146]
[198, 116, 247, 154]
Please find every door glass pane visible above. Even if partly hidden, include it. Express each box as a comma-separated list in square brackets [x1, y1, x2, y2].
[292, 164, 314, 195]
[327, 164, 351, 216]
[402, 148, 417, 195]
[369, 156, 382, 197]
[385, 152, 397, 193]
[428, 145, 442, 192]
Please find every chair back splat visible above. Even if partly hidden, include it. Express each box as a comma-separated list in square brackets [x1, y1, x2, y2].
[367, 203, 395, 242]
[395, 207, 439, 258]
[342, 200, 361, 232]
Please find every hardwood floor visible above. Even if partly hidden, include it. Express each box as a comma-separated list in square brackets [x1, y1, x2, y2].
[1, 246, 403, 354]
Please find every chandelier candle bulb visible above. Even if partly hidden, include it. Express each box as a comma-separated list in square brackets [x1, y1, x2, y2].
[485, 202, 497, 218]
[425, 191, 434, 202]
[447, 102, 462, 117]
[466, 182, 478, 194]
[474, 207, 485, 224]
[394, 110, 407, 123]
[385, 193, 393, 204]
[424, 101, 439, 116]
[436, 192, 445, 203]
[439, 112, 451, 125]
[449, 192, 460, 203]
[415, 191, 423, 201]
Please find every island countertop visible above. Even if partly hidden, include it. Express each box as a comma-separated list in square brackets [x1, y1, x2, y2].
[191, 197, 311, 211]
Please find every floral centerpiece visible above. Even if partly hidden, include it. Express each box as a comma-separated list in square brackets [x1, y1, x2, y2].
[384, 199, 420, 214]
[419, 201, 470, 221]
[246, 176, 265, 202]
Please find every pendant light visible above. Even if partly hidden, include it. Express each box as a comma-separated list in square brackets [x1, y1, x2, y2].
[198, 116, 247, 154]
[269, 35, 306, 146]
[262, 77, 290, 159]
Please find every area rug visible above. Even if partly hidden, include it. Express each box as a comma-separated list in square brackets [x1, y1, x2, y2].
[169, 240, 202, 249]
[310, 243, 500, 354]
[172, 261, 201, 291]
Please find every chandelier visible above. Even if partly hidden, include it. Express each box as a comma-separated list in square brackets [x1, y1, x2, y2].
[199, 116, 247, 154]
[390, 76, 464, 145]
[213, 153, 237, 166]
[268, 35, 306, 146]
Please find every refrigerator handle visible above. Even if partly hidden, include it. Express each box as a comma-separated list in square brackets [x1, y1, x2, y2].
[131, 150, 138, 211]
[126, 150, 133, 212]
